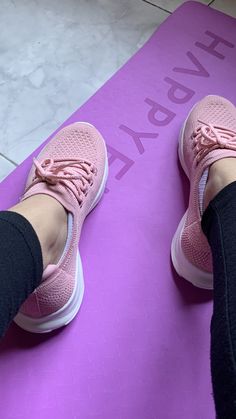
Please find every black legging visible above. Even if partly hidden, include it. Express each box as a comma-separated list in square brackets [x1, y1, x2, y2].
[0, 211, 43, 338]
[202, 181, 236, 418]
[1, 183, 236, 417]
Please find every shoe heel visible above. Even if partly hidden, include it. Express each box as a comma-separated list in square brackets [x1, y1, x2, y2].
[171, 212, 213, 290]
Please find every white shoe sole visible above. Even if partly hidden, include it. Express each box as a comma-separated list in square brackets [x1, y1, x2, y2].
[14, 123, 109, 333]
[170, 112, 213, 290]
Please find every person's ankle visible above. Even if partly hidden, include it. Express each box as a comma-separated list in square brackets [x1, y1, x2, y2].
[43, 205, 68, 268]
[204, 158, 236, 210]
[10, 194, 68, 270]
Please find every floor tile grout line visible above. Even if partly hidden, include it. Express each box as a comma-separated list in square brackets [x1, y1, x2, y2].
[0, 153, 18, 167]
[142, 0, 172, 14]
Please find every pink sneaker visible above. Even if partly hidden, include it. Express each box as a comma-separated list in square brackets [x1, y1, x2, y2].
[171, 95, 236, 289]
[14, 122, 108, 333]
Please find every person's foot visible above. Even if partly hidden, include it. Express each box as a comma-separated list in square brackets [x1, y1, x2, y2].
[171, 95, 236, 289]
[14, 122, 108, 333]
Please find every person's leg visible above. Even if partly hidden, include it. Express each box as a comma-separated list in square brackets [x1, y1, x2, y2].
[0, 210, 43, 338]
[0, 194, 68, 338]
[171, 95, 236, 418]
[202, 160, 236, 418]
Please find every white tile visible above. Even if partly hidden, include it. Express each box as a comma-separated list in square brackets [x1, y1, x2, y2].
[146, 0, 210, 13]
[0, 155, 16, 182]
[211, 0, 236, 18]
[0, 0, 168, 164]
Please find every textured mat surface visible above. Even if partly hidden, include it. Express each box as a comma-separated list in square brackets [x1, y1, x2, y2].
[1, 2, 236, 418]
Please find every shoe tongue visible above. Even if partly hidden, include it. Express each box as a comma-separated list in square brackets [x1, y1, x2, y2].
[203, 148, 236, 169]
[22, 181, 76, 214]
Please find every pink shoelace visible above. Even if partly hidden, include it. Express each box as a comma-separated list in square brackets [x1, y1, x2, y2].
[25, 158, 97, 205]
[193, 122, 236, 163]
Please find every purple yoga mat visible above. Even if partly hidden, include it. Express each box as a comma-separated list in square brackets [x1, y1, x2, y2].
[1, 2, 236, 418]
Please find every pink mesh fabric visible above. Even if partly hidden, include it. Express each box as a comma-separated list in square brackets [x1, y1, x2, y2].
[183, 96, 236, 176]
[21, 270, 75, 317]
[181, 220, 212, 273]
[20, 122, 107, 318]
[181, 95, 236, 273]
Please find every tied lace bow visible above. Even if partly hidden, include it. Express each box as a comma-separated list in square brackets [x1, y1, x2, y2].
[193, 122, 236, 163]
[26, 158, 97, 206]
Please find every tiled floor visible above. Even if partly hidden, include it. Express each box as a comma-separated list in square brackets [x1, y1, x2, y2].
[144, 0, 210, 13]
[0, 0, 235, 181]
[0, 155, 16, 182]
[211, 0, 236, 17]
